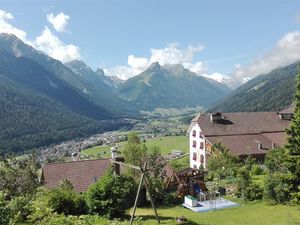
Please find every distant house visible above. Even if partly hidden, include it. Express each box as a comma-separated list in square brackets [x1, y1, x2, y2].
[188, 106, 294, 169]
[41, 158, 111, 192]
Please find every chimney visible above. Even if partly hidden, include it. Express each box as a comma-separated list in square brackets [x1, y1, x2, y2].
[111, 146, 118, 159]
[272, 142, 276, 149]
[112, 156, 124, 176]
[77, 149, 81, 160]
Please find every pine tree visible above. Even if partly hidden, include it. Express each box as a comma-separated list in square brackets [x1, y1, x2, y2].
[284, 65, 300, 204]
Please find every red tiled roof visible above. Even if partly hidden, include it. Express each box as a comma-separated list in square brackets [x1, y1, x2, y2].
[42, 158, 111, 192]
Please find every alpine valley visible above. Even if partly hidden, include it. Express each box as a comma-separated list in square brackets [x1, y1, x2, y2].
[0, 33, 297, 153]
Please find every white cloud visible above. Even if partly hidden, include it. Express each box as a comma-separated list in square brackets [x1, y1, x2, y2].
[127, 55, 149, 74]
[47, 12, 70, 32]
[0, 10, 80, 63]
[233, 31, 300, 80]
[149, 43, 204, 65]
[0, 9, 29, 43]
[104, 66, 135, 80]
[105, 43, 206, 79]
[33, 26, 80, 62]
[183, 62, 206, 74]
[201, 72, 231, 83]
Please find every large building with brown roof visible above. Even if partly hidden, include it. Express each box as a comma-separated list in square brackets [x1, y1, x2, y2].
[41, 158, 111, 192]
[189, 107, 294, 169]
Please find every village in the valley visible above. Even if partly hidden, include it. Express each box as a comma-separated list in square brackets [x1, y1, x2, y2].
[1, 2, 300, 224]
[40, 104, 297, 222]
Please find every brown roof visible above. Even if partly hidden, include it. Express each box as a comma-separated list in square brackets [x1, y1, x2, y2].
[196, 112, 290, 136]
[278, 105, 295, 114]
[42, 158, 111, 192]
[207, 132, 286, 156]
[191, 111, 291, 157]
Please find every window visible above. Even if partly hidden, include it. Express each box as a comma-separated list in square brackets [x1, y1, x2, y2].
[193, 152, 197, 161]
[192, 130, 196, 137]
[199, 131, 204, 138]
[192, 140, 196, 148]
[193, 165, 197, 169]
[200, 142, 204, 149]
[200, 154, 204, 163]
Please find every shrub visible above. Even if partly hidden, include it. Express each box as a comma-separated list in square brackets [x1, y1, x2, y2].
[264, 172, 292, 204]
[162, 192, 183, 206]
[237, 166, 263, 201]
[7, 195, 31, 223]
[251, 164, 264, 175]
[85, 172, 136, 219]
[0, 191, 10, 225]
[48, 185, 87, 215]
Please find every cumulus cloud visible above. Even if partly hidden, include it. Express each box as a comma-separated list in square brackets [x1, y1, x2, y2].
[47, 12, 70, 32]
[0, 9, 29, 43]
[233, 31, 300, 80]
[105, 43, 206, 79]
[201, 72, 231, 83]
[183, 62, 206, 74]
[0, 9, 80, 63]
[103, 66, 135, 80]
[33, 26, 80, 62]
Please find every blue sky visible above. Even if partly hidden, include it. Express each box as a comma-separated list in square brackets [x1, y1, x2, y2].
[1, 0, 300, 81]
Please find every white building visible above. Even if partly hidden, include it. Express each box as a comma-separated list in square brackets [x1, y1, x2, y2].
[188, 114, 207, 169]
[189, 109, 293, 170]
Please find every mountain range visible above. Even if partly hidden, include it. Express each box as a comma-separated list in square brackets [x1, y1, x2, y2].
[0, 32, 298, 152]
[209, 61, 298, 112]
[116, 62, 231, 110]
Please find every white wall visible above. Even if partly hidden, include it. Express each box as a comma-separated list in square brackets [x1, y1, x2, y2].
[189, 123, 206, 169]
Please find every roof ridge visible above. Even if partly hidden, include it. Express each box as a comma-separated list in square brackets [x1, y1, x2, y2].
[43, 158, 111, 167]
[206, 131, 285, 137]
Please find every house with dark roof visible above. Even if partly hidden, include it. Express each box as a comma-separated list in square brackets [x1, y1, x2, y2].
[41, 158, 112, 192]
[188, 106, 294, 169]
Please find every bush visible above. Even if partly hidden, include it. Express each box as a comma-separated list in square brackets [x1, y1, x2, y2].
[7, 195, 31, 223]
[48, 185, 87, 215]
[85, 172, 136, 219]
[251, 164, 264, 176]
[37, 214, 99, 225]
[27, 188, 54, 224]
[162, 192, 183, 206]
[237, 166, 263, 201]
[237, 183, 263, 201]
[0, 191, 10, 225]
[264, 172, 292, 204]
[246, 183, 264, 200]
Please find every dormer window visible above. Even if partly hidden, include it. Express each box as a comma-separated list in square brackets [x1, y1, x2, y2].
[92, 176, 98, 183]
[192, 130, 196, 137]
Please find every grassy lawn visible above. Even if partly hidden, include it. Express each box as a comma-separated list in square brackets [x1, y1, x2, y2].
[144, 135, 188, 155]
[82, 145, 113, 158]
[127, 198, 300, 225]
[83, 135, 189, 157]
